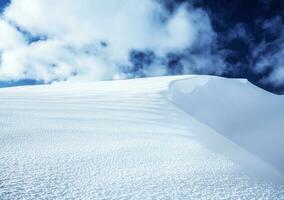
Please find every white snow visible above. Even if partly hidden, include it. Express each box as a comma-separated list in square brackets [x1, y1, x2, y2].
[0, 75, 284, 199]
[166, 75, 284, 173]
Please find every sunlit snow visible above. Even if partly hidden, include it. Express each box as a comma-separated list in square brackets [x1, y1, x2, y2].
[0, 76, 284, 199]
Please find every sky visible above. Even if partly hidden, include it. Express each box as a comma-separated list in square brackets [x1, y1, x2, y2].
[0, 0, 283, 93]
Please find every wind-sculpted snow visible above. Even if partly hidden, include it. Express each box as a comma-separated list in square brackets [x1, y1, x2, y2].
[167, 75, 284, 173]
[0, 76, 284, 199]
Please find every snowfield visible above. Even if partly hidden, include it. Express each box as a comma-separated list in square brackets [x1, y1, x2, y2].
[0, 76, 284, 199]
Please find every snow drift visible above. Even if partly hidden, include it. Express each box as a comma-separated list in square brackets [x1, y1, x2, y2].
[166, 75, 284, 173]
[1, 75, 284, 199]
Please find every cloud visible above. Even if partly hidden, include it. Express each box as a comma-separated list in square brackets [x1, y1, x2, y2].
[0, 19, 26, 50]
[0, 0, 223, 83]
[253, 16, 284, 86]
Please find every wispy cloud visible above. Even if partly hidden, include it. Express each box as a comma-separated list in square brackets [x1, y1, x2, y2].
[253, 16, 284, 86]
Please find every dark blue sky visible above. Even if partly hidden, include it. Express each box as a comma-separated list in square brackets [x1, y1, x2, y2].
[0, 0, 9, 13]
[159, 0, 284, 93]
[126, 0, 284, 94]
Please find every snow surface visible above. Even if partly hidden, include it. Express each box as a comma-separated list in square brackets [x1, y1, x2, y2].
[0, 75, 284, 199]
[166, 75, 284, 173]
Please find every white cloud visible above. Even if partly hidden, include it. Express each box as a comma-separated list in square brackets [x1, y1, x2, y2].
[0, 19, 26, 50]
[0, 0, 220, 82]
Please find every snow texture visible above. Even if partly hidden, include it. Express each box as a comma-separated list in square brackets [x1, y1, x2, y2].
[0, 75, 284, 199]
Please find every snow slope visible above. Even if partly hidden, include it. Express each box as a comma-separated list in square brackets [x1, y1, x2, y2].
[166, 75, 284, 173]
[0, 76, 284, 199]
